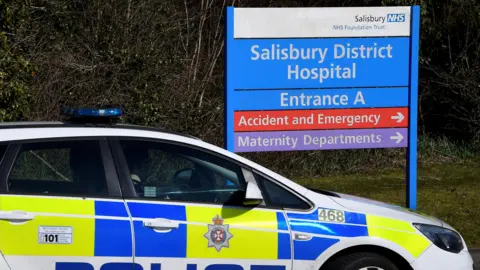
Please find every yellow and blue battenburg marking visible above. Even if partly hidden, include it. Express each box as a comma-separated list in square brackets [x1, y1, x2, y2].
[93, 201, 133, 257]
[286, 207, 431, 260]
[0, 195, 431, 264]
[286, 208, 366, 260]
[126, 201, 292, 260]
[0, 196, 290, 260]
[0, 196, 133, 257]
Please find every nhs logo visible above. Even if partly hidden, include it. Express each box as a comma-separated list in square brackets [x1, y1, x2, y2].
[387, 13, 406, 22]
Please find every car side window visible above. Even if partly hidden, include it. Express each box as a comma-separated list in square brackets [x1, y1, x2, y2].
[254, 172, 311, 210]
[7, 140, 109, 197]
[0, 144, 6, 163]
[119, 140, 247, 205]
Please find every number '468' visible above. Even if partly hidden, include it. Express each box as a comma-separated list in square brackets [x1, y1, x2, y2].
[318, 208, 345, 223]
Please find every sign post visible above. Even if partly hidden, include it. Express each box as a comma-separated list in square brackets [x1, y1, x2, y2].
[225, 6, 421, 209]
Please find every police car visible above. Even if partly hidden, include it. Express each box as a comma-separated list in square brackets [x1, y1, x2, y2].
[0, 107, 474, 270]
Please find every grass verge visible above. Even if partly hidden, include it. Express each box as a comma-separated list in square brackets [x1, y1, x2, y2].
[294, 159, 480, 248]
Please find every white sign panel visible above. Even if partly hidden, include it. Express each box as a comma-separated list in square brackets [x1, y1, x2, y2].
[234, 7, 411, 38]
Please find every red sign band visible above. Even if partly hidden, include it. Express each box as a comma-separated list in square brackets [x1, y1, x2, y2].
[234, 107, 409, 132]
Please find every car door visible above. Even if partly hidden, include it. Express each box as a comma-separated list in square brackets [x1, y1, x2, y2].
[110, 138, 293, 270]
[0, 138, 134, 269]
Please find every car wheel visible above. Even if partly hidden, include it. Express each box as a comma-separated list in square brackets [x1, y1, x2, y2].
[322, 252, 400, 270]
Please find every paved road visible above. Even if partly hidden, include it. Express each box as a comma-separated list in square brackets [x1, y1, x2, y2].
[471, 249, 479, 269]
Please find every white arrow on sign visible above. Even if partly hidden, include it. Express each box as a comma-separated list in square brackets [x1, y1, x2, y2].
[391, 112, 405, 123]
[390, 132, 404, 144]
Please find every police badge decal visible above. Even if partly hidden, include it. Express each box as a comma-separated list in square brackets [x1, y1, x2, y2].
[204, 214, 233, 251]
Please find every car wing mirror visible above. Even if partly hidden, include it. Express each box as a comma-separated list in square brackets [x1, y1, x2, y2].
[243, 181, 263, 206]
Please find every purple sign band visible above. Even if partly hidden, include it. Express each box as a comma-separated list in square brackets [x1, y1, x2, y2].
[234, 128, 408, 152]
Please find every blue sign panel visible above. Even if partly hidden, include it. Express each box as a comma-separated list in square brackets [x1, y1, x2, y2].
[231, 88, 409, 110]
[230, 38, 410, 89]
[225, 6, 421, 209]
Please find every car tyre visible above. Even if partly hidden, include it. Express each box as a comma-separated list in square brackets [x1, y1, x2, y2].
[322, 252, 400, 270]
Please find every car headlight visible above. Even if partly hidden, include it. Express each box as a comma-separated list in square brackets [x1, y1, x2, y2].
[413, 223, 464, 253]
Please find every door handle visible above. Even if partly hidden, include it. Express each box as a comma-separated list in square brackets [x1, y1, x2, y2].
[0, 211, 34, 222]
[144, 218, 179, 230]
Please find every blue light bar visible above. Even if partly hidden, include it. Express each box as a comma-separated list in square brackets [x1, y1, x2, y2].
[61, 107, 123, 118]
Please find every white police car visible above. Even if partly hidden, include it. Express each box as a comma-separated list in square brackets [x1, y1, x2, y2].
[0, 107, 474, 270]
